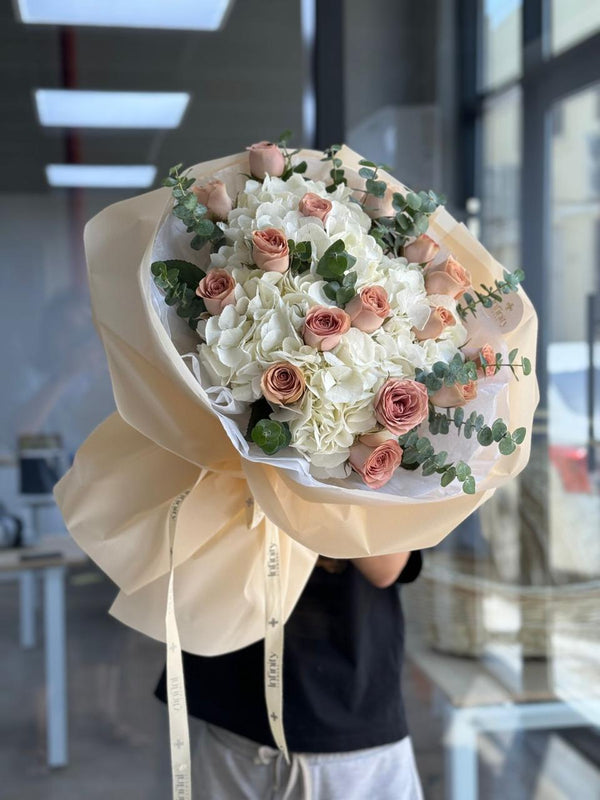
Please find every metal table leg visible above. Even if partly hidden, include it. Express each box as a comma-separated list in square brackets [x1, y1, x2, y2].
[43, 565, 68, 767]
[19, 570, 37, 649]
[445, 709, 478, 800]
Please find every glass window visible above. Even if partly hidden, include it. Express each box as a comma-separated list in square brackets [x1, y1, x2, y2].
[480, 86, 522, 270]
[480, 0, 523, 89]
[547, 0, 600, 55]
[547, 85, 600, 570]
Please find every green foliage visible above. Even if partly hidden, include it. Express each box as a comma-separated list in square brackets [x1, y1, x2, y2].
[322, 270, 357, 307]
[415, 356, 478, 396]
[426, 403, 527, 463]
[250, 418, 292, 455]
[370, 188, 445, 256]
[150, 259, 206, 329]
[315, 240, 357, 307]
[316, 239, 357, 280]
[288, 240, 313, 274]
[278, 130, 308, 180]
[456, 269, 526, 320]
[397, 428, 476, 494]
[321, 144, 346, 193]
[163, 163, 224, 251]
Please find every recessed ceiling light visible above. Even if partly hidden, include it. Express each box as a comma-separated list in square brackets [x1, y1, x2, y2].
[46, 164, 156, 188]
[35, 90, 190, 129]
[16, 0, 233, 30]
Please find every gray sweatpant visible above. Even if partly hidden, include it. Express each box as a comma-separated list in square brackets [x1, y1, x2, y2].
[190, 718, 424, 800]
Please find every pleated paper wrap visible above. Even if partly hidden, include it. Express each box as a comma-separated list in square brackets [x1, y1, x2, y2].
[54, 147, 539, 657]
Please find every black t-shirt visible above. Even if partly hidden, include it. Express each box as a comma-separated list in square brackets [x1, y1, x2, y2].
[155, 551, 422, 753]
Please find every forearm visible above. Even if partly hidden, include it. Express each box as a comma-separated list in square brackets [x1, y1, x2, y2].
[351, 552, 410, 588]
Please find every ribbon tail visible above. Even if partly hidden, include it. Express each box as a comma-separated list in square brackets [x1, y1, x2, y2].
[263, 515, 290, 763]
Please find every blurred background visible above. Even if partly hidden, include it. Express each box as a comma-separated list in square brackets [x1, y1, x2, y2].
[0, 0, 599, 797]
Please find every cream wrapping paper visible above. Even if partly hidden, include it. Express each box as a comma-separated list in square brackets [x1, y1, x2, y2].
[54, 146, 539, 657]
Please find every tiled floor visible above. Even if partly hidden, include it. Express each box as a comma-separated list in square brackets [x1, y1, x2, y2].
[1, 565, 598, 799]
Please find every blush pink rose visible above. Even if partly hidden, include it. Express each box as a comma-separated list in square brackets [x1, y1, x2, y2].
[261, 362, 306, 405]
[424, 256, 471, 299]
[463, 344, 497, 377]
[195, 269, 236, 315]
[298, 192, 332, 223]
[192, 179, 232, 222]
[374, 379, 429, 436]
[303, 305, 351, 351]
[345, 286, 391, 333]
[403, 234, 440, 264]
[252, 228, 290, 273]
[247, 141, 285, 179]
[349, 440, 403, 490]
[412, 306, 456, 341]
[431, 380, 478, 408]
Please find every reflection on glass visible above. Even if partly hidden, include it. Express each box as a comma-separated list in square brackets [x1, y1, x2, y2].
[480, 0, 522, 89]
[548, 83, 600, 706]
[547, 0, 600, 55]
[480, 86, 522, 271]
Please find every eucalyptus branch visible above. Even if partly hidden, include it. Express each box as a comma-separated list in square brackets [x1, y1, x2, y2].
[370, 189, 444, 257]
[150, 259, 206, 330]
[320, 144, 347, 193]
[356, 159, 391, 211]
[277, 130, 307, 180]
[456, 269, 525, 320]
[428, 407, 526, 455]
[398, 428, 476, 494]
[162, 163, 224, 251]
[479, 347, 532, 380]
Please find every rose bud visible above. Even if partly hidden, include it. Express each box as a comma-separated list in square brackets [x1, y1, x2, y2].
[195, 269, 236, 315]
[345, 286, 391, 334]
[412, 306, 456, 341]
[252, 228, 290, 273]
[298, 192, 332, 223]
[374, 379, 429, 436]
[192, 179, 232, 222]
[403, 234, 440, 265]
[349, 440, 403, 490]
[431, 380, 478, 408]
[261, 362, 306, 405]
[424, 255, 471, 300]
[247, 141, 285, 179]
[359, 429, 397, 447]
[463, 344, 496, 377]
[303, 305, 351, 351]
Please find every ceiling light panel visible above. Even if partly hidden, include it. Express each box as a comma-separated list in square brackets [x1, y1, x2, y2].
[17, 0, 232, 30]
[46, 164, 156, 188]
[35, 90, 190, 129]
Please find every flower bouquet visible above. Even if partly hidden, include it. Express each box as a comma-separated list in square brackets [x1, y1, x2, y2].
[150, 135, 533, 497]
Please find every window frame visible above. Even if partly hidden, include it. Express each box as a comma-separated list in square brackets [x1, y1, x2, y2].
[458, 0, 600, 409]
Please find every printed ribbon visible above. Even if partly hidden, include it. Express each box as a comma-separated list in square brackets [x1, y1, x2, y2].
[165, 473, 289, 800]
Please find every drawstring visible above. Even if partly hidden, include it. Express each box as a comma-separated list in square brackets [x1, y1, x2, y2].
[254, 745, 312, 800]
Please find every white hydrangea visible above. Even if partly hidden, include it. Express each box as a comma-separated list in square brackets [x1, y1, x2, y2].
[195, 175, 464, 477]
